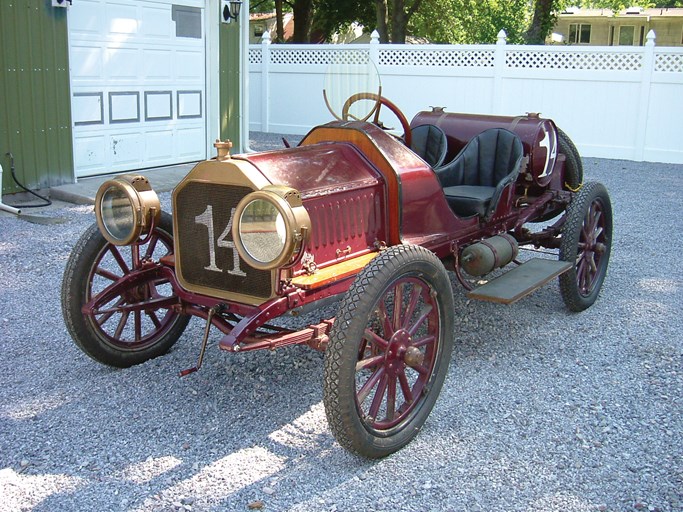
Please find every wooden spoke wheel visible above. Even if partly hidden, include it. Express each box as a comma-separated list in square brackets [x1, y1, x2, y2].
[323, 245, 454, 458]
[62, 212, 189, 367]
[559, 182, 613, 312]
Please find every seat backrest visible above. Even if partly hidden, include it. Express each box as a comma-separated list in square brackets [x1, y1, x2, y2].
[436, 128, 523, 188]
[410, 124, 448, 168]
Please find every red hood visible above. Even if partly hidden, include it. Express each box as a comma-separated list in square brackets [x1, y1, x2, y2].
[235, 142, 382, 198]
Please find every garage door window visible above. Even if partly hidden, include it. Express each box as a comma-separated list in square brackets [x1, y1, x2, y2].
[172, 5, 201, 39]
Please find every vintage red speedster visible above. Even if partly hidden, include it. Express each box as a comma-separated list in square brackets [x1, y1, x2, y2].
[62, 94, 612, 458]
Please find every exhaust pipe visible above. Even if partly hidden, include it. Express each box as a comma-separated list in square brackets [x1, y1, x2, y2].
[0, 163, 21, 216]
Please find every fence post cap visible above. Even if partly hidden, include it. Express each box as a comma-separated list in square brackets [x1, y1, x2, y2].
[370, 30, 380, 44]
[261, 31, 271, 44]
[497, 30, 507, 44]
[645, 30, 656, 45]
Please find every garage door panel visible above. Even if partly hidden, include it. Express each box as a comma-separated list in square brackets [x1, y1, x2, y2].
[146, 131, 175, 161]
[71, 46, 104, 81]
[177, 127, 205, 158]
[111, 133, 143, 165]
[145, 91, 173, 121]
[143, 6, 172, 39]
[143, 50, 173, 80]
[178, 91, 202, 118]
[70, 0, 206, 177]
[69, 0, 103, 35]
[176, 51, 204, 80]
[106, 48, 140, 79]
[109, 92, 140, 123]
[74, 135, 107, 170]
[106, 3, 139, 36]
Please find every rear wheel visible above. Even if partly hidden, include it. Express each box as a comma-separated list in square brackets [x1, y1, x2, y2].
[62, 212, 190, 367]
[559, 182, 612, 312]
[323, 245, 454, 458]
[557, 127, 583, 191]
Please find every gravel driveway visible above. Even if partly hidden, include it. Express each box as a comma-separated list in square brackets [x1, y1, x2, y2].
[0, 154, 681, 512]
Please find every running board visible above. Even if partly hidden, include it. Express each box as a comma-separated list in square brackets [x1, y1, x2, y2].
[467, 258, 572, 305]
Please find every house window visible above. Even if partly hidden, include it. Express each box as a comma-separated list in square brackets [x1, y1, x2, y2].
[619, 25, 635, 46]
[569, 23, 591, 44]
[254, 23, 265, 38]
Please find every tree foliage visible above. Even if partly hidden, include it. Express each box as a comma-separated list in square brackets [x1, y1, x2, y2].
[410, 0, 530, 44]
[270, 0, 683, 44]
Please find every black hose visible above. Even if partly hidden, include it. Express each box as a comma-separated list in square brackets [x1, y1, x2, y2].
[3, 152, 52, 208]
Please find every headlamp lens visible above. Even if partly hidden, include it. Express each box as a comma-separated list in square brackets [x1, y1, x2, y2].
[239, 198, 287, 265]
[100, 185, 135, 242]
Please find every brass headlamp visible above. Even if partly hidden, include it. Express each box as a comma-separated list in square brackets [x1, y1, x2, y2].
[95, 175, 160, 246]
[233, 185, 310, 270]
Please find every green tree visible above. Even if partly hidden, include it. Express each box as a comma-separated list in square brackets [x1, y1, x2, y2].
[410, 0, 530, 44]
[525, 0, 561, 44]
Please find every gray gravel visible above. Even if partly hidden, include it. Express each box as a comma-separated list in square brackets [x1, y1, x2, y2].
[0, 141, 681, 511]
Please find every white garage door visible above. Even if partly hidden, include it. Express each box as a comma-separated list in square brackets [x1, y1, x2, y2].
[69, 0, 206, 177]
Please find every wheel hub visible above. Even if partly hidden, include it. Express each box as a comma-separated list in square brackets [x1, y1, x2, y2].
[386, 329, 423, 372]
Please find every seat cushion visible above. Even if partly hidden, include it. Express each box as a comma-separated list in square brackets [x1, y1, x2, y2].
[443, 185, 496, 218]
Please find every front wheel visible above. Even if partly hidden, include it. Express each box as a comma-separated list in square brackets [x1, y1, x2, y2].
[559, 182, 613, 312]
[323, 245, 455, 458]
[61, 211, 190, 367]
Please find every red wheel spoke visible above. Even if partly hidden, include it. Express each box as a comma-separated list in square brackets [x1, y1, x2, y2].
[411, 335, 435, 348]
[398, 369, 413, 404]
[368, 373, 389, 420]
[96, 297, 125, 325]
[385, 374, 397, 421]
[401, 284, 422, 330]
[114, 311, 130, 339]
[357, 366, 385, 404]
[146, 310, 162, 329]
[134, 311, 142, 341]
[377, 300, 393, 337]
[95, 267, 120, 282]
[392, 282, 404, 330]
[577, 258, 590, 293]
[364, 328, 389, 349]
[356, 353, 385, 372]
[410, 363, 429, 375]
[407, 304, 433, 337]
[588, 252, 598, 273]
[108, 246, 130, 274]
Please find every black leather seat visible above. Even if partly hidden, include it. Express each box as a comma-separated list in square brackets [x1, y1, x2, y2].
[410, 124, 448, 168]
[435, 128, 524, 219]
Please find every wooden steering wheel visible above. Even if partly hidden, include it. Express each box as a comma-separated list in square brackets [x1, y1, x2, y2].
[341, 92, 412, 148]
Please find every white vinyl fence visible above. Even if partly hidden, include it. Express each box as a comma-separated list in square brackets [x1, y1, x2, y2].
[249, 30, 683, 164]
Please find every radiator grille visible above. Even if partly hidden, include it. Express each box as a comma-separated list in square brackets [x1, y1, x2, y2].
[175, 182, 272, 300]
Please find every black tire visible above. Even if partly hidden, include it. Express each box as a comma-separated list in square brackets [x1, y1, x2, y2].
[323, 245, 455, 458]
[62, 212, 190, 367]
[559, 182, 612, 312]
[557, 127, 583, 191]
